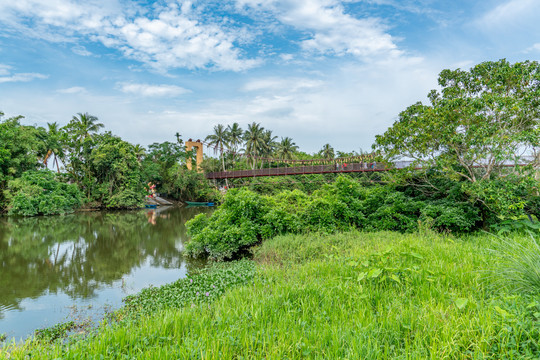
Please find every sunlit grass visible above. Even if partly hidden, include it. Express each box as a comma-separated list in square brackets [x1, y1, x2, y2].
[3, 231, 540, 359]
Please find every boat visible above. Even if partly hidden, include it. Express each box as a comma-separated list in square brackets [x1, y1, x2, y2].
[145, 204, 158, 208]
[185, 201, 215, 206]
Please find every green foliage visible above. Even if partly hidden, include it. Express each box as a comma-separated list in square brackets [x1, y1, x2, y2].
[88, 133, 145, 209]
[375, 59, 539, 183]
[462, 175, 538, 218]
[186, 176, 483, 259]
[34, 321, 77, 343]
[10, 232, 540, 358]
[186, 188, 270, 260]
[6, 170, 82, 216]
[0, 113, 47, 209]
[141, 141, 187, 188]
[490, 235, 540, 295]
[419, 200, 481, 233]
[375, 60, 540, 222]
[166, 166, 220, 202]
[122, 260, 255, 316]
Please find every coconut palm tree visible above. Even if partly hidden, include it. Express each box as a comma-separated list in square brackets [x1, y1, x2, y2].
[205, 124, 229, 173]
[276, 137, 298, 162]
[243, 122, 265, 169]
[44, 122, 65, 173]
[226, 122, 243, 158]
[71, 112, 104, 141]
[320, 143, 335, 159]
[259, 130, 277, 168]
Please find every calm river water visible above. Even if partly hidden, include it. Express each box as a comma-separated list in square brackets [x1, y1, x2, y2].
[0, 206, 211, 342]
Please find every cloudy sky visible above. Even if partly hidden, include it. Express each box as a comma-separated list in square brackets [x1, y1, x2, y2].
[0, 0, 539, 153]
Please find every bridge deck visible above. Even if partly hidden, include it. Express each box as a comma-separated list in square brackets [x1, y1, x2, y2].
[206, 162, 402, 179]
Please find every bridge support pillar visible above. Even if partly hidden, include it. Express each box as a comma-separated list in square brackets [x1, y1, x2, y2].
[186, 140, 204, 172]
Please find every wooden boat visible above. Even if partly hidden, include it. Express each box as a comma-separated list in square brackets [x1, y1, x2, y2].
[145, 204, 158, 208]
[185, 201, 215, 206]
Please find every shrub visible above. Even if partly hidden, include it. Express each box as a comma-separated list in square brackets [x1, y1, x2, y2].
[185, 189, 270, 260]
[185, 175, 489, 259]
[6, 170, 82, 216]
[420, 201, 481, 233]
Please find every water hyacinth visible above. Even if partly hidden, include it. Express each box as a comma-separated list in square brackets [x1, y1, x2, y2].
[122, 260, 255, 316]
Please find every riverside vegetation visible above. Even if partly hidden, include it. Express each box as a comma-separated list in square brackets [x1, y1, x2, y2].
[4, 231, 540, 358]
[1, 59, 539, 358]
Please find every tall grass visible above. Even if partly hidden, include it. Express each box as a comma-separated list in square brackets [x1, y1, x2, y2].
[3, 231, 540, 359]
[489, 233, 540, 294]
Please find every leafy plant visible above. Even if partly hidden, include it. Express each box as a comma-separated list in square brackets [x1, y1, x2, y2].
[34, 321, 77, 343]
[122, 260, 255, 316]
[6, 170, 82, 216]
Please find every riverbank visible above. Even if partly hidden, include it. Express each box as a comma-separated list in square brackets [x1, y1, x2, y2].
[3, 230, 540, 359]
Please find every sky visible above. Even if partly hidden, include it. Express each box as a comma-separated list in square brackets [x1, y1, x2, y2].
[0, 0, 539, 154]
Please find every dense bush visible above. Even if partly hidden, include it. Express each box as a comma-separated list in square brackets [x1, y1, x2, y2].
[186, 176, 484, 259]
[6, 170, 82, 216]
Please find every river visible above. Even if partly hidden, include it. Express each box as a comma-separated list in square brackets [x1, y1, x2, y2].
[0, 206, 211, 342]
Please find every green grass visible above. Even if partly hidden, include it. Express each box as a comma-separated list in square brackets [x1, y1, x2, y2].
[3, 231, 540, 359]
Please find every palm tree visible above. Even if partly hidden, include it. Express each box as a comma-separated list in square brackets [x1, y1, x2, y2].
[205, 124, 229, 173]
[243, 122, 265, 169]
[259, 130, 277, 168]
[226, 123, 243, 159]
[133, 144, 146, 163]
[320, 143, 335, 160]
[276, 137, 298, 162]
[44, 122, 65, 173]
[72, 112, 104, 141]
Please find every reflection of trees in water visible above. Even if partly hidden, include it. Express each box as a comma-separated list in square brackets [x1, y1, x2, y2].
[0, 207, 211, 318]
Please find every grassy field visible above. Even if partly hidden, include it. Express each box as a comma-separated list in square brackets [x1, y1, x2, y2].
[3, 230, 540, 359]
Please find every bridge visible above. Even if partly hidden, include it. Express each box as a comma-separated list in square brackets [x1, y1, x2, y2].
[205, 156, 537, 180]
[206, 160, 414, 179]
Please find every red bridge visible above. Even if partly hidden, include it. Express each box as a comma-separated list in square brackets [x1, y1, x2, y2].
[205, 161, 414, 179]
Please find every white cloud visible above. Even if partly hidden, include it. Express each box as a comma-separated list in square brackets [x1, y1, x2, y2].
[236, 0, 401, 58]
[474, 0, 540, 34]
[57, 86, 87, 94]
[524, 43, 540, 53]
[0, 0, 259, 71]
[243, 77, 324, 92]
[71, 45, 93, 56]
[0, 64, 48, 83]
[118, 83, 191, 97]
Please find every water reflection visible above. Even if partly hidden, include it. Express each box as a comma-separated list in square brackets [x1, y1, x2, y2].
[0, 206, 210, 338]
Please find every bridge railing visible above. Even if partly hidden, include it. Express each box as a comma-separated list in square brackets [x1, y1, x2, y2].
[206, 161, 392, 179]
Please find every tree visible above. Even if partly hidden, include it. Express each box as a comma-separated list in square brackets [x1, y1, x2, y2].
[320, 143, 335, 159]
[259, 130, 277, 168]
[226, 122, 243, 164]
[62, 113, 104, 188]
[44, 122, 65, 172]
[375, 59, 539, 183]
[0, 112, 47, 209]
[205, 124, 229, 173]
[375, 59, 540, 218]
[226, 123, 243, 152]
[89, 133, 145, 208]
[276, 137, 298, 161]
[244, 122, 265, 169]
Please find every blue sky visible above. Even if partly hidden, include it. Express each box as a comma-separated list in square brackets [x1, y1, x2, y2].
[0, 0, 539, 154]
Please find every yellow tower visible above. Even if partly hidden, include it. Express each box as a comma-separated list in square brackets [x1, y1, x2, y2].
[185, 139, 204, 172]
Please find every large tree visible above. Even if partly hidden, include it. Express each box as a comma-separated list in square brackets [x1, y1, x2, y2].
[375, 59, 540, 217]
[375, 59, 539, 183]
